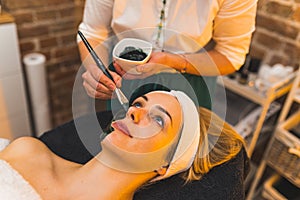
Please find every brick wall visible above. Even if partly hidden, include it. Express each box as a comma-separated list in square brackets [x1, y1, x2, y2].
[2, 0, 85, 126]
[250, 0, 300, 67]
[2, 0, 300, 127]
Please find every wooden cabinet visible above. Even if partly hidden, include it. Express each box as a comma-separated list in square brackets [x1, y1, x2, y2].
[217, 72, 294, 156]
[0, 13, 32, 139]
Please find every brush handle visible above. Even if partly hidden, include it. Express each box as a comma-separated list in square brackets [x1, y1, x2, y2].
[78, 31, 114, 81]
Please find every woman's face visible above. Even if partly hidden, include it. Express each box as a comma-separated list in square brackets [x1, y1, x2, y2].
[106, 92, 183, 153]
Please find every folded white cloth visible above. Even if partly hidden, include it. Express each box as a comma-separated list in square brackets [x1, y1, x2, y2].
[0, 138, 10, 152]
[0, 138, 41, 200]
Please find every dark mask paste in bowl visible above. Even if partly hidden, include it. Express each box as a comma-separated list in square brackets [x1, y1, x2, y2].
[119, 46, 147, 61]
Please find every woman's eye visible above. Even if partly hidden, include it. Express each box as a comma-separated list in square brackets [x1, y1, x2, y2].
[131, 101, 142, 108]
[152, 116, 165, 127]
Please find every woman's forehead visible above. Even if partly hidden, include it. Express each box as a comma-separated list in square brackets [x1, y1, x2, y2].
[145, 93, 182, 118]
[144, 92, 178, 105]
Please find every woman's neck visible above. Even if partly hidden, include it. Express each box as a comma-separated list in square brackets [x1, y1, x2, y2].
[68, 156, 157, 199]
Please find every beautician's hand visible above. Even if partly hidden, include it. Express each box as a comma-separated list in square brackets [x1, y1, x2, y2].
[82, 64, 122, 99]
[114, 52, 182, 80]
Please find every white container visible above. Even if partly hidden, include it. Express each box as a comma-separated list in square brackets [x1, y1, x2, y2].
[0, 22, 31, 139]
[112, 38, 152, 74]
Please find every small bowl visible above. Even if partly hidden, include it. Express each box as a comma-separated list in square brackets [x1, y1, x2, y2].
[112, 38, 152, 74]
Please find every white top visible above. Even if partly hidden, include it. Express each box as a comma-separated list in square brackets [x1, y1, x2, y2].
[78, 0, 257, 69]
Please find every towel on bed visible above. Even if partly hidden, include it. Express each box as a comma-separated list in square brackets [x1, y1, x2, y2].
[0, 138, 41, 200]
[0, 138, 10, 151]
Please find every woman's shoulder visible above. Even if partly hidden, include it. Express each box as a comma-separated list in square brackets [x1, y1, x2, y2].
[0, 137, 54, 165]
[8, 137, 49, 154]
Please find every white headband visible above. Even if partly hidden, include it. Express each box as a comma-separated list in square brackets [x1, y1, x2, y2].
[151, 90, 200, 181]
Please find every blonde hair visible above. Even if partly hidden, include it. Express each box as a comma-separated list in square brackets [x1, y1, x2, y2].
[182, 107, 246, 182]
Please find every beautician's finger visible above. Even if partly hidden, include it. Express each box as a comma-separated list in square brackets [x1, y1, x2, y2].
[135, 63, 160, 77]
[83, 80, 113, 99]
[137, 62, 175, 75]
[82, 71, 101, 90]
[121, 72, 143, 80]
[136, 63, 155, 73]
[113, 62, 140, 80]
[82, 71, 113, 97]
[113, 64, 144, 80]
[109, 70, 122, 88]
[97, 71, 119, 91]
[84, 65, 116, 91]
[113, 62, 126, 76]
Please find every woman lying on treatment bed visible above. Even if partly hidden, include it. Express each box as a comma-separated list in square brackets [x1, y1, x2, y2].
[0, 90, 247, 199]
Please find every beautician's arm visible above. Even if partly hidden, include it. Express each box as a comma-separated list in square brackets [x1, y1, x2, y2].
[127, 50, 236, 77]
[77, 0, 121, 99]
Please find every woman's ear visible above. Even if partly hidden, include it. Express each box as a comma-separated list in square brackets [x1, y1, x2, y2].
[155, 166, 168, 175]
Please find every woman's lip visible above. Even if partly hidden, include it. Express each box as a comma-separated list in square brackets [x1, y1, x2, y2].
[112, 121, 132, 138]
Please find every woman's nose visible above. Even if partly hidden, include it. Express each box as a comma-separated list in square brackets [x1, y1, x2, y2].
[128, 107, 147, 124]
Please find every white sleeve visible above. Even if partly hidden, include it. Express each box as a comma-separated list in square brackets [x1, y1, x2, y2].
[213, 0, 257, 70]
[77, 0, 114, 43]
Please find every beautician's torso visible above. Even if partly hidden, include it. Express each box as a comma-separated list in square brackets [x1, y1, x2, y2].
[111, 0, 214, 51]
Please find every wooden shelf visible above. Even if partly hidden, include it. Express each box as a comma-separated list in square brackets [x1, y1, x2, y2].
[217, 73, 295, 156]
[294, 88, 300, 104]
[0, 12, 14, 24]
[217, 74, 295, 106]
[247, 69, 300, 200]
